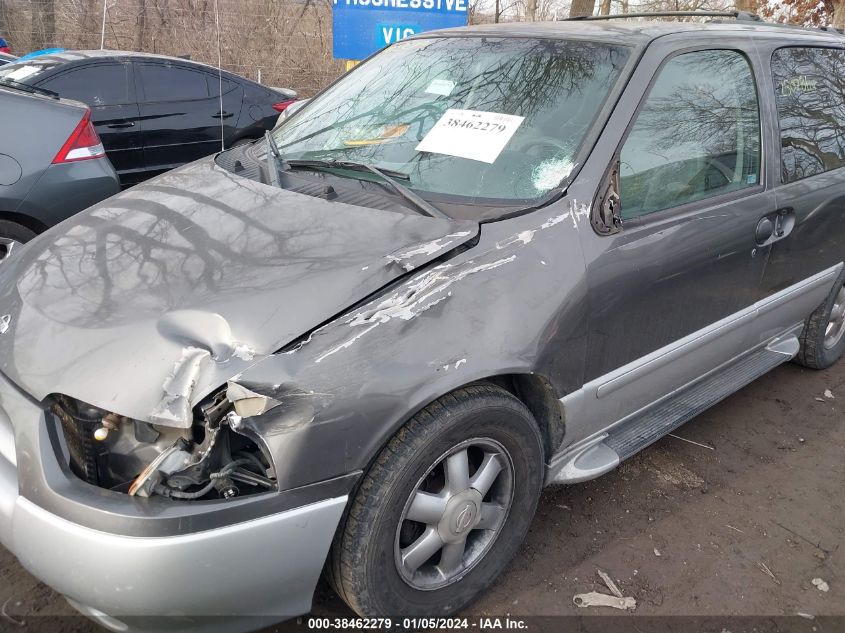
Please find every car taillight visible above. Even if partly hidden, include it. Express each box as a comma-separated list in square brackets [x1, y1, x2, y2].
[52, 111, 106, 163]
[272, 99, 297, 113]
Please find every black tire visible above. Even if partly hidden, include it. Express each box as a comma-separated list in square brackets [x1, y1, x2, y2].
[328, 384, 544, 616]
[0, 220, 36, 244]
[795, 267, 845, 369]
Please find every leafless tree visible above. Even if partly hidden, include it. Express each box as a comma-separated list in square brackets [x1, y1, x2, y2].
[0, 0, 837, 97]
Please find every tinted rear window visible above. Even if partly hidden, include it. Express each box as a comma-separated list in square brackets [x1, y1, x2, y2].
[137, 63, 210, 102]
[771, 46, 845, 183]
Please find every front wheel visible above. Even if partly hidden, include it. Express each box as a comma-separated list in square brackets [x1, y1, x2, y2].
[328, 384, 544, 616]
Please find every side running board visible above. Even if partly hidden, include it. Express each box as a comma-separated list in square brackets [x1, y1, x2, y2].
[546, 335, 799, 485]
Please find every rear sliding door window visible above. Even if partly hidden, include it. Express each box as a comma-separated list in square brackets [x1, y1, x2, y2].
[137, 63, 210, 102]
[771, 47, 845, 183]
[620, 50, 761, 219]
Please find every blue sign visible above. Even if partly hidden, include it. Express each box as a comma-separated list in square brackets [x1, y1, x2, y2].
[332, 0, 468, 61]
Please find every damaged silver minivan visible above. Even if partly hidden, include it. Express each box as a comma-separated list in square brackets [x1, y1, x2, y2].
[2, 15, 845, 631]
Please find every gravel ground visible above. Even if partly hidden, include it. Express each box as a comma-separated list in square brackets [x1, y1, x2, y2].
[1, 359, 842, 631]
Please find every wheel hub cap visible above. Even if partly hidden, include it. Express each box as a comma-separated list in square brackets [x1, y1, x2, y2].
[438, 490, 483, 542]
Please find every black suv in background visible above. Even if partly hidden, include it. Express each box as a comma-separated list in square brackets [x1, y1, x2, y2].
[0, 51, 296, 187]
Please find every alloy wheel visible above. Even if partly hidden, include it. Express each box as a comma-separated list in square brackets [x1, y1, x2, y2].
[394, 437, 515, 591]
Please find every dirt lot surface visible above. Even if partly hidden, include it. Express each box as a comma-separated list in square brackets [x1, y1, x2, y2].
[1, 359, 842, 631]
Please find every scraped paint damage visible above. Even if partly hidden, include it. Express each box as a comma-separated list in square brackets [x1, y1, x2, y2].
[304, 210, 582, 364]
[436, 358, 468, 372]
[232, 344, 256, 362]
[226, 381, 283, 417]
[316, 256, 515, 363]
[225, 379, 332, 436]
[568, 199, 591, 229]
[385, 231, 473, 271]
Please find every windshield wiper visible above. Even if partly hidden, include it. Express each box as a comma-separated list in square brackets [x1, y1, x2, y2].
[264, 130, 286, 187]
[285, 159, 448, 219]
[0, 78, 58, 99]
[287, 159, 409, 180]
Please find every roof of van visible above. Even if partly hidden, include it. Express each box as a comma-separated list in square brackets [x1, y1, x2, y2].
[422, 18, 845, 46]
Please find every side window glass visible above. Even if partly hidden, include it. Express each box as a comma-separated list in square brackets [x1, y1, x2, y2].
[619, 50, 761, 219]
[771, 47, 845, 183]
[138, 63, 210, 102]
[42, 63, 130, 106]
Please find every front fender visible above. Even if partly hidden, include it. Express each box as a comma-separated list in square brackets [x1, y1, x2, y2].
[230, 200, 590, 491]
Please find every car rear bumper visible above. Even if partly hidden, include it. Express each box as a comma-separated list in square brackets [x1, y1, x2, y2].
[19, 157, 120, 228]
[0, 371, 349, 632]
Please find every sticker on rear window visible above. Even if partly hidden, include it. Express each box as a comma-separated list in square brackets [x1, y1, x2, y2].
[424, 79, 456, 97]
[416, 109, 524, 164]
[3, 65, 40, 81]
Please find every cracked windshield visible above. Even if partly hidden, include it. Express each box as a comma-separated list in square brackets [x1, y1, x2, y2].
[271, 37, 630, 206]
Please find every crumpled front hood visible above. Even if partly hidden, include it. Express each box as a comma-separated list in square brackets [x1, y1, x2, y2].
[0, 158, 477, 424]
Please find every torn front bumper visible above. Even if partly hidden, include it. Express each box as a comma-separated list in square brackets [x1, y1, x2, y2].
[0, 370, 351, 632]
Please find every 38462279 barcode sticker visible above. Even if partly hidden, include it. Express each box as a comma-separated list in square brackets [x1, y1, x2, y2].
[415, 109, 525, 164]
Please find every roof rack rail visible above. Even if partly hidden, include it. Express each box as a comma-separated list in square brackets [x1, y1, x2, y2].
[561, 10, 762, 22]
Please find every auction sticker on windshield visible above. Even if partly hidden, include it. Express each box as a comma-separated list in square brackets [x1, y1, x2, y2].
[416, 108, 524, 163]
[424, 79, 456, 96]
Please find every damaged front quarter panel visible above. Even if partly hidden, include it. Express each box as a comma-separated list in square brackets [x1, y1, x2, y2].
[4, 159, 588, 503]
[224, 202, 589, 492]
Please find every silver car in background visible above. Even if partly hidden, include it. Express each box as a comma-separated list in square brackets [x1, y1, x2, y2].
[0, 81, 119, 244]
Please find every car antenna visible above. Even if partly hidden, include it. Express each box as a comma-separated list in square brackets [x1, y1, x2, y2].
[100, 0, 109, 49]
[214, 0, 225, 152]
